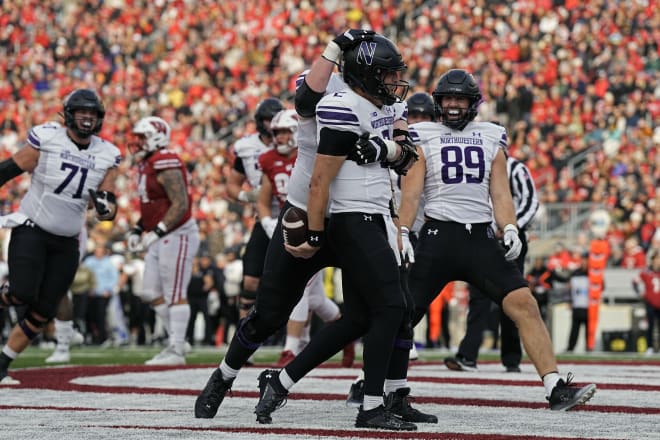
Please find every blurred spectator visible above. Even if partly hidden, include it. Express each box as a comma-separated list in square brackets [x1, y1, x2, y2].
[83, 244, 120, 346]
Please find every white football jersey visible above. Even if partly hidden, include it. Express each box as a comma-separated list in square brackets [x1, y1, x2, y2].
[20, 123, 121, 237]
[316, 88, 397, 215]
[409, 120, 508, 224]
[287, 72, 347, 210]
[232, 133, 270, 188]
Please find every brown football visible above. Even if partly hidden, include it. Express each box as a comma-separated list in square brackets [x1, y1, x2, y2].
[281, 206, 308, 246]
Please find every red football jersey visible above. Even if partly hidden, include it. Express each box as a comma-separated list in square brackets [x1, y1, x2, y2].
[137, 149, 192, 231]
[258, 149, 297, 209]
[639, 269, 660, 309]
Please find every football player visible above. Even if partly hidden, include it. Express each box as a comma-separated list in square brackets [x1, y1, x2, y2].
[254, 34, 422, 430]
[227, 98, 284, 325]
[0, 89, 120, 384]
[126, 116, 200, 365]
[399, 68, 596, 410]
[254, 109, 346, 368]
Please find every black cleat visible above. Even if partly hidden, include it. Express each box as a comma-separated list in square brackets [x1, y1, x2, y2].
[355, 405, 417, 431]
[506, 365, 521, 373]
[194, 368, 234, 418]
[254, 369, 288, 424]
[346, 379, 365, 408]
[547, 373, 597, 411]
[444, 355, 477, 372]
[387, 387, 438, 423]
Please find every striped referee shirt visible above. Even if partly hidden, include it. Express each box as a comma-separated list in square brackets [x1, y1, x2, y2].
[507, 156, 539, 230]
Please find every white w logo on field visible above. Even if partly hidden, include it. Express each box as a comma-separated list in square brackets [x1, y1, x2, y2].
[356, 41, 377, 65]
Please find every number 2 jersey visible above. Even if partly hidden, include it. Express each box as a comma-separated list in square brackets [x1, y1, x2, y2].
[408, 120, 508, 224]
[21, 122, 121, 237]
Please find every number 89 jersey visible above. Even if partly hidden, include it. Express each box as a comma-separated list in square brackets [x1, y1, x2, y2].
[20, 123, 121, 237]
[409, 120, 508, 224]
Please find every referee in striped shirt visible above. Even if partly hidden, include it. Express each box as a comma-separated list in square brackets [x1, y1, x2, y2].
[444, 153, 539, 372]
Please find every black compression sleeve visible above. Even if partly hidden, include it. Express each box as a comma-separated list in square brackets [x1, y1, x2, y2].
[0, 157, 24, 186]
[233, 156, 245, 174]
[317, 128, 360, 156]
[295, 79, 325, 118]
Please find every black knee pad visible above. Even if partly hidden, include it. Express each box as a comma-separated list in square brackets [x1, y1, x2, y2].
[18, 310, 48, 340]
[240, 289, 257, 301]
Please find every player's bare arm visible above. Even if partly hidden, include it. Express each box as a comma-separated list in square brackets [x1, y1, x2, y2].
[284, 153, 343, 259]
[399, 149, 425, 230]
[489, 148, 517, 230]
[227, 168, 247, 201]
[157, 168, 189, 229]
[256, 173, 273, 220]
[11, 145, 40, 174]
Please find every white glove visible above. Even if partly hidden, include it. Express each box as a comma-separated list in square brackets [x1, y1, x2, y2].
[400, 226, 415, 264]
[127, 231, 142, 252]
[141, 222, 167, 250]
[503, 224, 522, 261]
[238, 187, 259, 203]
[260, 216, 277, 239]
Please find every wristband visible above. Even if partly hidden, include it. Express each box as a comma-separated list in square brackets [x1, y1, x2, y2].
[400, 225, 410, 235]
[321, 41, 341, 64]
[155, 221, 168, 237]
[132, 224, 144, 234]
[383, 139, 398, 161]
[307, 229, 324, 247]
[503, 224, 518, 234]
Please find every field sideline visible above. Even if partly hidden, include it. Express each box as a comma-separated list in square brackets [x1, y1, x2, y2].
[1, 346, 659, 439]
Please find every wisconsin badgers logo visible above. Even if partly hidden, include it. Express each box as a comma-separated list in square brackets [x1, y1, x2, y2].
[150, 120, 168, 134]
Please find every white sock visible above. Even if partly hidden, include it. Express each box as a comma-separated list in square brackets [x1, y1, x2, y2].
[384, 379, 407, 395]
[54, 319, 74, 351]
[2, 346, 18, 359]
[153, 303, 170, 337]
[279, 368, 295, 390]
[543, 372, 561, 397]
[283, 335, 300, 354]
[168, 304, 190, 355]
[363, 394, 384, 411]
[219, 359, 239, 381]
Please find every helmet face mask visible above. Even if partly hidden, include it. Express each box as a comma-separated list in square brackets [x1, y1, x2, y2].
[130, 116, 171, 157]
[341, 35, 409, 106]
[432, 69, 482, 130]
[63, 89, 105, 139]
[269, 109, 298, 155]
[255, 98, 284, 139]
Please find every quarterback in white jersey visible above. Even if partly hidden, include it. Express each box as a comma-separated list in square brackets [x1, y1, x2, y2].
[0, 89, 120, 385]
[400, 69, 596, 411]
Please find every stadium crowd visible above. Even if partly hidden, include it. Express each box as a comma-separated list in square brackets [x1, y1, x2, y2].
[0, 0, 658, 346]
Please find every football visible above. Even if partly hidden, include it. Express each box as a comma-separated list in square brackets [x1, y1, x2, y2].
[281, 206, 308, 246]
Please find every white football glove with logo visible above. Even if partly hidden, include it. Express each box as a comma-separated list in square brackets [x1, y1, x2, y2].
[503, 224, 522, 261]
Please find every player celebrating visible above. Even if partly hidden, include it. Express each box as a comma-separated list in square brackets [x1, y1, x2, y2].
[126, 116, 200, 365]
[399, 69, 596, 410]
[0, 89, 120, 384]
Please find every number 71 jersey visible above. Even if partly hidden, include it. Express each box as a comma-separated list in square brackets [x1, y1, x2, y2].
[409, 120, 508, 224]
[20, 122, 122, 237]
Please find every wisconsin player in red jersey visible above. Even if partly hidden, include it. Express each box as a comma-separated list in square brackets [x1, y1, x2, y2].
[633, 252, 660, 355]
[126, 116, 200, 365]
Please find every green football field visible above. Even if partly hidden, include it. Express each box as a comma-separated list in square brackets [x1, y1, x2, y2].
[10, 344, 653, 369]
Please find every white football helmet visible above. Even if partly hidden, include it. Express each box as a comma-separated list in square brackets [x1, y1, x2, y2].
[131, 116, 171, 153]
[270, 109, 298, 155]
